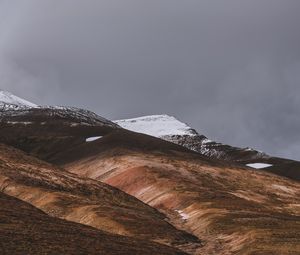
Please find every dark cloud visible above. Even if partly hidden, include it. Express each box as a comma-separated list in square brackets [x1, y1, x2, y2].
[1, 0, 300, 159]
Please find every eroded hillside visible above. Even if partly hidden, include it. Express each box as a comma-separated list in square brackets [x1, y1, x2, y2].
[0, 143, 201, 254]
[58, 130, 300, 254]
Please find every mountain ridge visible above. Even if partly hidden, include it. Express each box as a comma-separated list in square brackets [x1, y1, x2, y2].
[1, 90, 300, 254]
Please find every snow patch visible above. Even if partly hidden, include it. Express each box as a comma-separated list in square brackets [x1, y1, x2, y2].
[246, 163, 273, 169]
[86, 136, 103, 142]
[201, 138, 213, 144]
[7, 121, 33, 125]
[175, 210, 189, 220]
[114, 115, 197, 137]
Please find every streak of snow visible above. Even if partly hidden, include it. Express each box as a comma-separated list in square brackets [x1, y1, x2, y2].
[201, 138, 213, 144]
[175, 210, 189, 220]
[246, 163, 273, 169]
[86, 136, 103, 142]
[7, 121, 33, 125]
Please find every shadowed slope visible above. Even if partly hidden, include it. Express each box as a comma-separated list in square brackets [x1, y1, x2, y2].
[0, 143, 201, 253]
[0, 192, 187, 255]
[56, 130, 300, 254]
[0, 106, 120, 160]
[257, 161, 300, 181]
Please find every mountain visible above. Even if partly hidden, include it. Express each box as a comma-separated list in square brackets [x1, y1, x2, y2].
[0, 90, 38, 109]
[115, 115, 300, 181]
[54, 129, 300, 255]
[0, 192, 186, 255]
[0, 142, 200, 253]
[114, 115, 269, 161]
[1, 91, 300, 254]
[0, 91, 120, 160]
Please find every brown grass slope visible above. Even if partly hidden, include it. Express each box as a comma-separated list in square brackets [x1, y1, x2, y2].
[55, 130, 300, 255]
[0, 143, 201, 253]
[0, 192, 187, 255]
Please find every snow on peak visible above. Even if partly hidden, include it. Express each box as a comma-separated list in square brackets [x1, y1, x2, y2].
[114, 114, 197, 137]
[0, 91, 37, 108]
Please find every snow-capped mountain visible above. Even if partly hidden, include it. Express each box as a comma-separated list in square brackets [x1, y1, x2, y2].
[115, 115, 199, 137]
[115, 115, 300, 180]
[0, 91, 119, 160]
[0, 90, 117, 128]
[115, 114, 271, 163]
[1, 91, 300, 255]
[1, 91, 298, 180]
[0, 90, 38, 109]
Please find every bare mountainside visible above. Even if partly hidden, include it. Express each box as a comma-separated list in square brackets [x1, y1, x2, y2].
[0, 91, 300, 254]
[0, 192, 187, 255]
[0, 143, 201, 254]
[55, 130, 300, 255]
[115, 115, 300, 181]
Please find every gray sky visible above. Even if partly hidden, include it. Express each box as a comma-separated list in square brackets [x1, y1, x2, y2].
[1, 0, 300, 160]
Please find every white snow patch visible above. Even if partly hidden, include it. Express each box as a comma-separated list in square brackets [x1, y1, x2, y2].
[201, 138, 213, 144]
[246, 163, 273, 169]
[7, 121, 33, 125]
[114, 115, 196, 137]
[175, 210, 189, 220]
[86, 136, 103, 142]
[0, 91, 37, 108]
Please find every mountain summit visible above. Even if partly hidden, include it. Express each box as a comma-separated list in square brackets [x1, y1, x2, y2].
[115, 114, 300, 180]
[0, 90, 37, 109]
[115, 114, 268, 162]
[115, 114, 199, 137]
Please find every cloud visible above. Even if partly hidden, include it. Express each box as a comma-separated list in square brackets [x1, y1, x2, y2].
[0, 0, 300, 159]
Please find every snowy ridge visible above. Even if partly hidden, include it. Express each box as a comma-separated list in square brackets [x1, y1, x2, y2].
[0, 91, 119, 128]
[115, 114, 198, 137]
[0, 91, 37, 109]
[0, 91, 118, 128]
[115, 114, 270, 162]
[0, 105, 118, 128]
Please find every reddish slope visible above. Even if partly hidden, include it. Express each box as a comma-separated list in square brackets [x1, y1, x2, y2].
[56, 130, 300, 254]
[0, 192, 187, 255]
[0, 143, 201, 253]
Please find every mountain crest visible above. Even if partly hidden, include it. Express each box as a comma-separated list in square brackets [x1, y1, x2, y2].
[0, 90, 37, 109]
[115, 114, 199, 137]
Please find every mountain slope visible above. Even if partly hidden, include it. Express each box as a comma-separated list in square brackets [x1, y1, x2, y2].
[0, 143, 201, 253]
[115, 115, 300, 181]
[0, 92, 120, 160]
[114, 115, 269, 161]
[1, 91, 300, 254]
[0, 192, 187, 255]
[0, 90, 37, 109]
[51, 130, 300, 255]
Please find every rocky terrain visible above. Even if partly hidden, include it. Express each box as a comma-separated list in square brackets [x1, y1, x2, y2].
[0, 91, 299, 254]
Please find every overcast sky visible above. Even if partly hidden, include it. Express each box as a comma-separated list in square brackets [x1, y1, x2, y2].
[0, 1, 300, 160]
